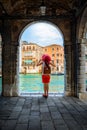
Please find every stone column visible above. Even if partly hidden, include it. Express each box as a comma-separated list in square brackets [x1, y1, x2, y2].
[64, 43, 72, 96]
[11, 45, 19, 96]
[1, 20, 12, 96]
[78, 39, 87, 99]
[1, 19, 19, 96]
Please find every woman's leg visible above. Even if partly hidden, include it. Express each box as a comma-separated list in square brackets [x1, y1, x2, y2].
[45, 83, 49, 96]
[44, 83, 49, 96]
[43, 83, 46, 95]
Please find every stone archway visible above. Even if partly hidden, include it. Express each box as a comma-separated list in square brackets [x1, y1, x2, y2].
[1, 18, 76, 97]
[18, 20, 65, 95]
[77, 7, 87, 100]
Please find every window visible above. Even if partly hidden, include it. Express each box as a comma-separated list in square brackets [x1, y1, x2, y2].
[52, 54, 55, 57]
[29, 46, 31, 50]
[33, 46, 35, 50]
[23, 46, 25, 51]
[27, 46, 28, 51]
[56, 53, 59, 56]
[57, 67, 59, 71]
[56, 59, 58, 63]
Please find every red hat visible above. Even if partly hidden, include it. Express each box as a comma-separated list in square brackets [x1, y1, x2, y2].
[42, 54, 51, 63]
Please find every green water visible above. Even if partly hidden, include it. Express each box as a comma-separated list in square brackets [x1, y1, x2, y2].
[0, 74, 64, 94]
[19, 74, 64, 93]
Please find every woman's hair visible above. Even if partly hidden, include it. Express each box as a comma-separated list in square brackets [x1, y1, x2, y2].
[45, 60, 50, 69]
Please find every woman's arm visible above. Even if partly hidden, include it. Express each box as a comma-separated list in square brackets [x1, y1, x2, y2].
[36, 59, 43, 66]
[49, 61, 56, 67]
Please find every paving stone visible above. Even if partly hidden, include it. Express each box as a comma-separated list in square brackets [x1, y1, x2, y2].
[4, 120, 17, 127]
[12, 106, 22, 112]
[1, 127, 14, 130]
[41, 121, 55, 130]
[48, 106, 58, 112]
[53, 119, 67, 126]
[29, 115, 40, 121]
[14, 124, 28, 130]
[0, 120, 6, 127]
[55, 125, 69, 130]
[51, 112, 63, 119]
[83, 126, 87, 130]
[64, 119, 83, 130]
[40, 107, 49, 113]
[28, 121, 41, 130]
[0, 96, 87, 130]
[9, 112, 20, 119]
[17, 115, 29, 123]
[40, 112, 52, 121]
[20, 109, 30, 115]
[30, 111, 40, 116]
[61, 113, 74, 119]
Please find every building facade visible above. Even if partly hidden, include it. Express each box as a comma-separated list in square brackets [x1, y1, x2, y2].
[21, 41, 43, 74]
[21, 42, 64, 74]
[43, 44, 64, 74]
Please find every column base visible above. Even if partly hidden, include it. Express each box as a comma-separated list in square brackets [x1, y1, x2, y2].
[2, 84, 19, 97]
[79, 92, 87, 100]
[65, 91, 72, 96]
[12, 85, 19, 96]
[3, 84, 12, 96]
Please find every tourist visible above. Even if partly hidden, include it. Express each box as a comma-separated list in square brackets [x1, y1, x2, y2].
[37, 54, 56, 98]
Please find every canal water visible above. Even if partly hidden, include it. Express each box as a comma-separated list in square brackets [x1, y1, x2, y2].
[19, 74, 64, 94]
[0, 74, 64, 94]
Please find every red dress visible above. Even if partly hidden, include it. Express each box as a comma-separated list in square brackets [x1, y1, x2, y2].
[42, 62, 50, 83]
[42, 74, 50, 83]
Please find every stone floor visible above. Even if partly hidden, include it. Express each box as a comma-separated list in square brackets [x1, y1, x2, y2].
[0, 95, 87, 130]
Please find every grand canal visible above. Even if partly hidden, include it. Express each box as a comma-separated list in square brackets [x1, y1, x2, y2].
[0, 74, 64, 94]
[19, 74, 64, 94]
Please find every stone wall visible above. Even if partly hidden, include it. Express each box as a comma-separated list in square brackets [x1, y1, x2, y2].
[0, 18, 76, 96]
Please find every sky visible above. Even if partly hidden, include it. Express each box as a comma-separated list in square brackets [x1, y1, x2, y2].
[20, 22, 63, 47]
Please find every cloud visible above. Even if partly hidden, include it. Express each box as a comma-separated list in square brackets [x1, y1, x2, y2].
[31, 23, 62, 39]
[21, 22, 63, 46]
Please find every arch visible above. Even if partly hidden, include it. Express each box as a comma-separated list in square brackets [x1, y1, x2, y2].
[77, 7, 87, 40]
[18, 20, 65, 95]
[18, 20, 64, 45]
[77, 6, 87, 100]
[1, 18, 73, 97]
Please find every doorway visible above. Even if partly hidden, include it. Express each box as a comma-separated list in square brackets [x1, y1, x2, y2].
[18, 21, 65, 96]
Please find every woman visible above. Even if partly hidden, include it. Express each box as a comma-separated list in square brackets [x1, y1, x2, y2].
[37, 54, 55, 98]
